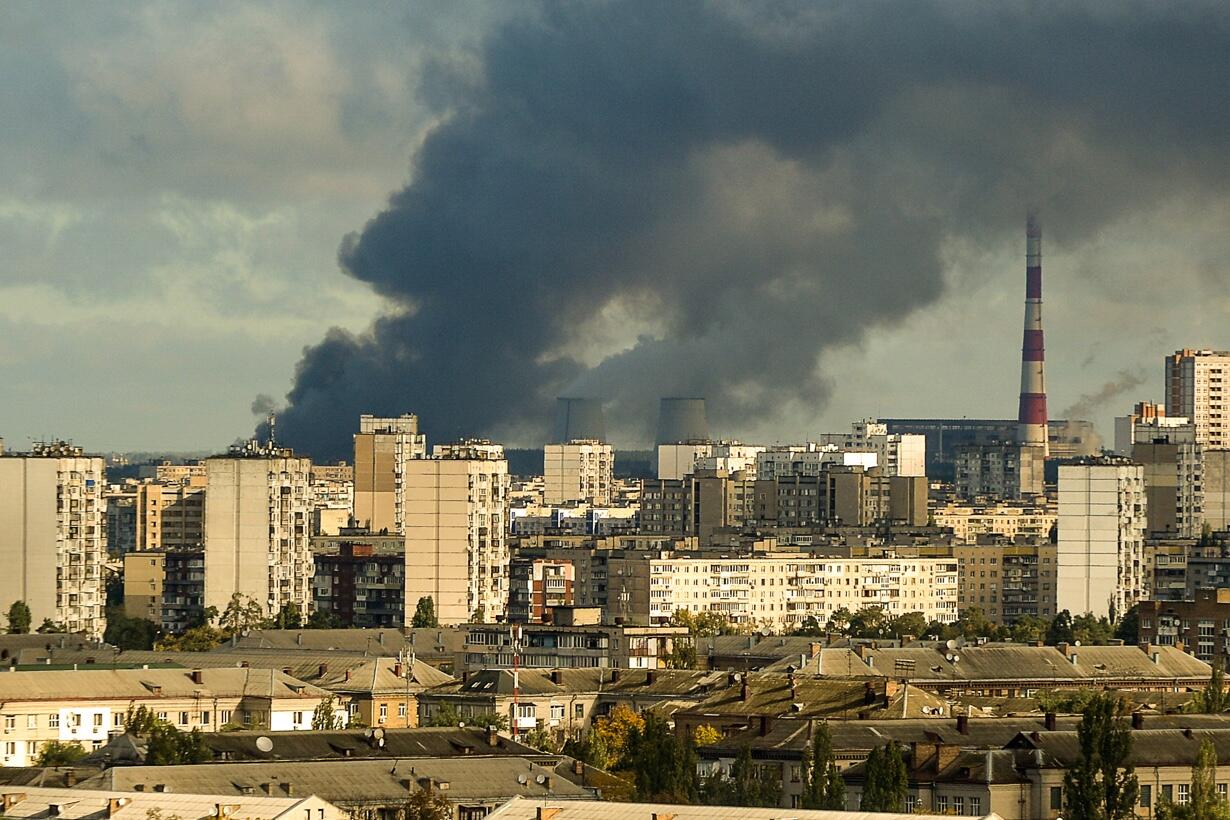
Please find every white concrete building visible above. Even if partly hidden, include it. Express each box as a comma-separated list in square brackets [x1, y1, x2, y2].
[641, 553, 959, 630]
[1166, 349, 1230, 449]
[817, 419, 926, 477]
[656, 441, 765, 480]
[756, 445, 877, 480]
[1056, 461, 1147, 620]
[932, 502, 1057, 544]
[405, 440, 510, 625]
[0, 443, 106, 638]
[1114, 402, 1194, 455]
[203, 451, 314, 618]
[544, 440, 613, 505]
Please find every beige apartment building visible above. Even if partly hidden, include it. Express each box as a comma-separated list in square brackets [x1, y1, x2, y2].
[0, 668, 342, 767]
[122, 551, 165, 622]
[932, 502, 1056, 544]
[135, 476, 205, 550]
[954, 540, 1058, 624]
[607, 552, 959, 630]
[543, 440, 613, 505]
[405, 440, 510, 625]
[1166, 348, 1230, 448]
[0, 443, 106, 638]
[353, 414, 426, 535]
[203, 451, 313, 617]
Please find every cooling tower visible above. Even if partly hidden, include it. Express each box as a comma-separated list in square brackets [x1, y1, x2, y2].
[656, 397, 710, 444]
[552, 397, 607, 443]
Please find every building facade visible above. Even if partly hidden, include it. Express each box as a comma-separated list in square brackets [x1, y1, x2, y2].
[507, 558, 575, 623]
[313, 542, 404, 628]
[954, 540, 1058, 624]
[352, 414, 426, 535]
[954, 442, 1045, 500]
[404, 441, 510, 625]
[203, 452, 314, 618]
[1167, 349, 1230, 448]
[0, 443, 107, 638]
[543, 440, 613, 505]
[135, 476, 206, 551]
[1056, 460, 1147, 619]
[932, 502, 1055, 544]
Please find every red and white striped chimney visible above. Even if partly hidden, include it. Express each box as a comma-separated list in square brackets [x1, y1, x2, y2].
[1018, 211, 1048, 455]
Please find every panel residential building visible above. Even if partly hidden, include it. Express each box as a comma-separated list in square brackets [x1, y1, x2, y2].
[404, 441, 510, 625]
[135, 476, 206, 551]
[0, 443, 106, 638]
[352, 414, 426, 535]
[543, 440, 613, 505]
[1166, 349, 1230, 448]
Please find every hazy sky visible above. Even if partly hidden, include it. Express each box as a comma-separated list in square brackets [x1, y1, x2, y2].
[3, 2, 1230, 458]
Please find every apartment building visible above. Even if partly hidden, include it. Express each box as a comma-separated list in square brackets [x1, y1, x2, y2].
[313, 542, 404, 628]
[606, 552, 958, 630]
[135, 476, 206, 550]
[309, 464, 353, 537]
[1113, 401, 1193, 455]
[122, 551, 164, 622]
[104, 484, 137, 554]
[1135, 437, 1203, 537]
[953, 442, 1045, 499]
[352, 414, 426, 535]
[755, 445, 877, 480]
[460, 619, 688, 671]
[1166, 348, 1230, 448]
[543, 440, 613, 505]
[162, 549, 206, 632]
[954, 540, 1058, 624]
[1144, 540, 1190, 602]
[816, 419, 926, 477]
[932, 502, 1055, 544]
[404, 440, 510, 625]
[0, 442, 106, 638]
[203, 450, 314, 618]
[1057, 459, 1147, 620]
[507, 558, 575, 623]
[0, 668, 342, 766]
[1203, 450, 1230, 531]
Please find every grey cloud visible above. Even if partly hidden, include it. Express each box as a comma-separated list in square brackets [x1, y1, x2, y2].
[271, 0, 1230, 460]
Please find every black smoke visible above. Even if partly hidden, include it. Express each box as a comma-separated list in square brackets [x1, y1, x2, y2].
[271, 1, 1230, 461]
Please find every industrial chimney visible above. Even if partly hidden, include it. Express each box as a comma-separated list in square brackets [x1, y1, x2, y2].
[552, 398, 607, 443]
[656, 398, 709, 444]
[1017, 212, 1048, 456]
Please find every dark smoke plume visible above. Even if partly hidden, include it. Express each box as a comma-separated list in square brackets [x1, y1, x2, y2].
[1061, 369, 1146, 421]
[271, 1, 1230, 461]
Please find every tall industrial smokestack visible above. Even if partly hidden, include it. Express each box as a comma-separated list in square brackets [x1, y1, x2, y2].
[552, 397, 607, 442]
[656, 398, 710, 444]
[1018, 211, 1048, 455]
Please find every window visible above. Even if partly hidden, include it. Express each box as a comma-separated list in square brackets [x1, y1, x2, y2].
[220, 710, 232, 725]
[1219, 783, 1227, 800]
[26, 716, 35, 730]
[379, 704, 388, 722]
[3, 742, 13, 757]
[550, 704, 565, 721]
[201, 711, 210, 725]
[952, 796, 964, 814]
[113, 713, 123, 728]
[293, 711, 305, 725]
[1163, 784, 1174, 802]
[1179, 783, 1190, 804]
[905, 795, 919, 812]
[94, 713, 104, 728]
[969, 797, 981, 815]
[1141, 785, 1152, 807]
[49, 714, 60, 729]
[3, 716, 14, 731]
[574, 703, 584, 718]
[156, 711, 168, 722]
[936, 796, 949, 812]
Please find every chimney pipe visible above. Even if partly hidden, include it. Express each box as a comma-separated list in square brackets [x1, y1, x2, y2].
[956, 714, 969, 735]
[1132, 712, 1145, 730]
[1044, 712, 1056, 731]
[1018, 210, 1048, 455]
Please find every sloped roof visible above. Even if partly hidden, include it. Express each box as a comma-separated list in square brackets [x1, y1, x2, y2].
[225, 629, 465, 656]
[79, 757, 594, 804]
[315, 657, 453, 694]
[679, 674, 876, 719]
[0, 786, 340, 820]
[1014, 728, 1230, 768]
[485, 796, 1002, 820]
[0, 668, 330, 702]
[429, 668, 725, 699]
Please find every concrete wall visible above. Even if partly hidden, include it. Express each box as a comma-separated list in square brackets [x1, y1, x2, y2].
[0, 459, 60, 628]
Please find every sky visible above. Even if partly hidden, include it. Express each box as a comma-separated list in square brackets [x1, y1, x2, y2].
[3, 2, 1230, 459]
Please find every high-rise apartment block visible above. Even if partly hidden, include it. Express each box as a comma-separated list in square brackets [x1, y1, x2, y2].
[1114, 401, 1194, 455]
[353, 414, 426, 534]
[544, 440, 613, 505]
[1134, 437, 1203, 538]
[203, 450, 313, 617]
[932, 502, 1056, 545]
[954, 442, 1045, 500]
[1166, 349, 1230, 448]
[136, 475, 206, 550]
[1056, 460, 1147, 620]
[954, 540, 1058, 625]
[404, 440, 510, 625]
[0, 442, 107, 638]
[816, 420, 926, 477]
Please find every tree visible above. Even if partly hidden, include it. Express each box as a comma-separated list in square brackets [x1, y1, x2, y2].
[663, 636, 697, 669]
[955, 607, 1003, 641]
[847, 606, 890, 638]
[801, 721, 845, 810]
[790, 615, 825, 637]
[219, 593, 265, 635]
[426, 704, 507, 731]
[1063, 693, 1138, 820]
[1073, 613, 1114, 645]
[887, 611, 928, 640]
[1156, 738, 1230, 820]
[411, 597, 439, 628]
[1115, 605, 1140, 644]
[591, 704, 644, 769]
[273, 602, 303, 630]
[567, 726, 611, 770]
[104, 607, 159, 650]
[627, 712, 697, 802]
[7, 601, 31, 634]
[693, 724, 722, 747]
[312, 696, 343, 730]
[1046, 610, 1077, 645]
[306, 609, 342, 629]
[1190, 664, 1230, 714]
[669, 609, 746, 637]
[826, 607, 853, 635]
[36, 618, 65, 634]
[400, 789, 453, 820]
[155, 624, 223, 652]
[706, 745, 781, 808]
[860, 742, 907, 812]
[521, 726, 558, 753]
[1009, 614, 1050, 644]
[35, 741, 87, 767]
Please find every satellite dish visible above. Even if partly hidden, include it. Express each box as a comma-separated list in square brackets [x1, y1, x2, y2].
[517, 775, 528, 785]
[952, 655, 959, 663]
[535, 775, 547, 785]
[1074, 640, 1082, 647]
[372, 728, 385, 740]
[255, 736, 274, 753]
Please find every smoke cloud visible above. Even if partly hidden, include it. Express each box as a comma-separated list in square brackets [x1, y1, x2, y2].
[270, 1, 1230, 461]
[1061, 369, 1147, 421]
[250, 393, 278, 417]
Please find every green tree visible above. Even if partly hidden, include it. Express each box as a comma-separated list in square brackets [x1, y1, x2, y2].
[847, 606, 890, 638]
[790, 615, 825, 637]
[1046, 610, 1077, 645]
[707, 745, 781, 807]
[155, 624, 223, 652]
[1156, 738, 1230, 820]
[1114, 605, 1140, 644]
[7, 601, 31, 634]
[426, 704, 507, 731]
[273, 602, 303, 630]
[521, 726, 558, 753]
[311, 696, 343, 730]
[36, 618, 65, 634]
[35, 741, 87, 766]
[801, 721, 846, 810]
[887, 611, 928, 640]
[1190, 664, 1230, 714]
[955, 607, 1004, 641]
[1073, 613, 1114, 645]
[400, 789, 453, 820]
[670, 609, 746, 637]
[663, 636, 697, 669]
[627, 712, 698, 802]
[104, 607, 159, 650]
[1009, 614, 1050, 644]
[565, 726, 611, 770]
[826, 607, 853, 635]
[411, 597, 439, 628]
[1063, 693, 1139, 820]
[220, 593, 265, 635]
[306, 609, 342, 629]
[860, 742, 907, 812]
